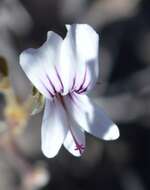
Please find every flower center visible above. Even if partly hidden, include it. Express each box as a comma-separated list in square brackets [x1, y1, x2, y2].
[46, 70, 85, 155]
[55, 93, 66, 109]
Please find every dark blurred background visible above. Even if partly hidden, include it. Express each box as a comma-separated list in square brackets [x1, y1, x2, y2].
[0, 0, 150, 189]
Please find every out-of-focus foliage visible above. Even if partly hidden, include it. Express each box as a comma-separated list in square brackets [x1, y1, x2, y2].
[0, 54, 49, 190]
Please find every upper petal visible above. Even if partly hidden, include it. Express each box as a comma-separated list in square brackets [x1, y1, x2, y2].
[67, 24, 99, 92]
[56, 24, 99, 95]
[41, 98, 68, 158]
[20, 32, 63, 98]
[63, 122, 85, 157]
[64, 94, 119, 141]
[56, 26, 77, 95]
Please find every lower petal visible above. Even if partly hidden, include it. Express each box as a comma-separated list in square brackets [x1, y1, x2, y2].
[41, 99, 68, 158]
[65, 94, 119, 141]
[63, 123, 85, 157]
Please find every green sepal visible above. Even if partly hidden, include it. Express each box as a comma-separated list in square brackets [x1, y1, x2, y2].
[30, 86, 45, 115]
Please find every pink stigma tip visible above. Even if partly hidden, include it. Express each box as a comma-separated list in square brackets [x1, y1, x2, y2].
[74, 144, 85, 154]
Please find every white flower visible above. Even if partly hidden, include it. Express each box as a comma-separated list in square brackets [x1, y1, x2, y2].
[19, 24, 119, 158]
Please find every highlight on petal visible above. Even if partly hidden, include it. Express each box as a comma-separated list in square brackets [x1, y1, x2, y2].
[65, 94, 119, 141]
[102, 123, 120, 140]
[20, 31, 63, 98]
[41, 99, 68, 158]
[63, 122, 85, 157]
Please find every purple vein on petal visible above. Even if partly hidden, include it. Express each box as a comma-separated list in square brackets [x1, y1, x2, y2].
[76, 66, 87, 93]
[78, 81, 91, 94]
[71, 77, 76, 92]
[55, 66, 64, 93]
[46, 74, 57, 95]
[67, 95, 85, 155]
[39, 78, 55, 98]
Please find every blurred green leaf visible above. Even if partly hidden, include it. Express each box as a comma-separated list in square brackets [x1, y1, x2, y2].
[0, 57, 10, 91]
[0, 57, 8, 77]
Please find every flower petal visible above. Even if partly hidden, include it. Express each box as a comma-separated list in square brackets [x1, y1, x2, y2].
[20, 32, 63, 98]
[56, 26, 76, 95]
[41, 32, 64, 93]
[66, 24, 99, 92]
[63, 123, 85, 157]
[64, 94, 119, 140]
[41, 99, 68, 158]
[56, 24, 99, 95]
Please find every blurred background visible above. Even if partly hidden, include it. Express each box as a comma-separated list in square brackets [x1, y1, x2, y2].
[0, 0, 150, 189]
